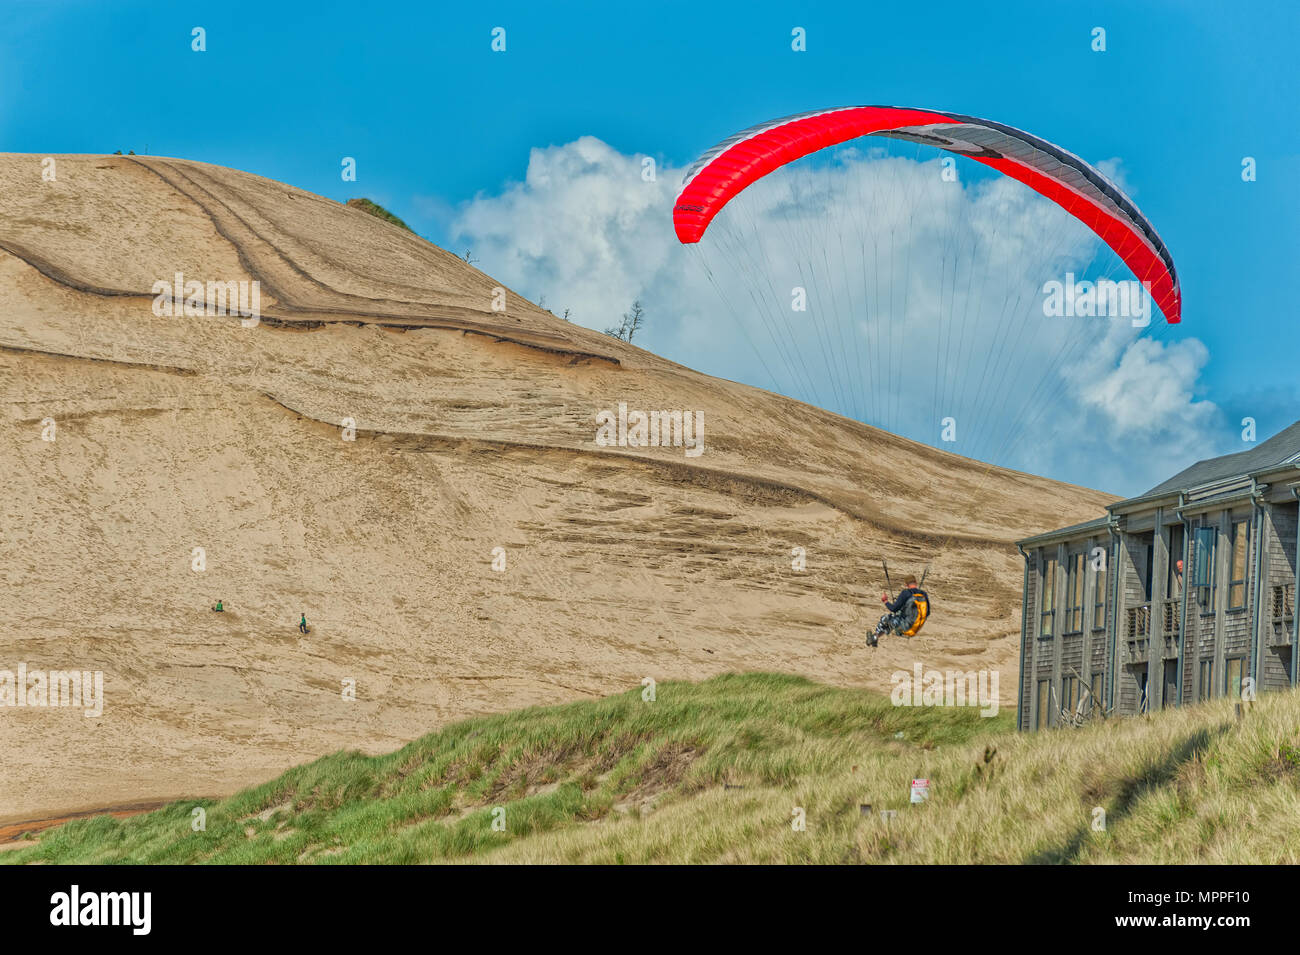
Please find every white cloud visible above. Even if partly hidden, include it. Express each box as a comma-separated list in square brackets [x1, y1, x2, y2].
[450, 137, 1220, 495]
[1078, 336, 1212, 435]
[450, 136, 679, 330]
[1094, 157, 1134, 196]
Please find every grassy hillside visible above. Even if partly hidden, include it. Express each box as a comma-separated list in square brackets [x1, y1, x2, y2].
[6, 673, 1300, 864]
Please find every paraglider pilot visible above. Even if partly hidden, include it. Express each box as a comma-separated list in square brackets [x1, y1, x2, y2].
[869, 576, 930, 647]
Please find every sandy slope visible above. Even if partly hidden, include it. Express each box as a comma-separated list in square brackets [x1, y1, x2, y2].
[0, 154, 1112, 823]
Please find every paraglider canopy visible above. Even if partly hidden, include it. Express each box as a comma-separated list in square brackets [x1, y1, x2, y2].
[674, 105, 1179, 324]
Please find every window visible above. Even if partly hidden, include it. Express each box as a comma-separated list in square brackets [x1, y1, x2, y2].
[1065, 553, 1085, 633]
[1040, 557, 1057, 637]
[1199, 660, 1213, 701]
[1093, 548, 1108, 630]
[1143, 543, 1154, 602]
[1193, 525, 1217, 612]
[1225, 658, 1244, 699]
[1167, 525, 1185, 597]
[1036, 680, 1050, 729]
[1089, 673, 1103, 714]
[1061, 676, 1079, 716]
[1228, 519, 1249, 610]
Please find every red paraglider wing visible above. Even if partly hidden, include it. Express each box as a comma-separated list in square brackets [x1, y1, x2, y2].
[673, 106, 1180, 324]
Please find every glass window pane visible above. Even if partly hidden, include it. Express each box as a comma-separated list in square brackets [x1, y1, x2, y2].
[1226, 659, 1243, 699]
[1193, 527, 1216, 588]
[1228, 521, 1248, 609]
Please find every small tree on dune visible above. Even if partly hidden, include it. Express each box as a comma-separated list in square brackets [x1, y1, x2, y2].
[605, 300, 645, 342]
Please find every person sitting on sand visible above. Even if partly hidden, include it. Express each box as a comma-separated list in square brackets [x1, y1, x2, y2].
[211, 599, 224, 612]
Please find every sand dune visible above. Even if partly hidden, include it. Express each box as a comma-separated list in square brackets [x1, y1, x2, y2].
[0, 154, 1112, 823]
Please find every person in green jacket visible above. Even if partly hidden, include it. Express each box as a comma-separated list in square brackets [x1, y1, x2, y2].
[298, 613, 309, 634]
[211, 599, 224, 612]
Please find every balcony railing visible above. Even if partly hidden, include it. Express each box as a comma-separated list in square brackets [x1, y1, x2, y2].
[1126, 604, 1151, 642]
[1269, 584, 1295, 647]
[1158, 599, 1180, 658]
[1273, 584, 1295, 622]
[1160, 598, 1181, 640]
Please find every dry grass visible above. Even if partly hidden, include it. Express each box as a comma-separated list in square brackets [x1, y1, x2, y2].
[7, 673, 1299, 864]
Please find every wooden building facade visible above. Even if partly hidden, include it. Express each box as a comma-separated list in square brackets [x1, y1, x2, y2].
[1017, 422, 1300, 730]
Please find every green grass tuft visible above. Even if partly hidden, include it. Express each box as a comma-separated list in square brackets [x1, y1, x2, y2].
[346, 197, 414, 233]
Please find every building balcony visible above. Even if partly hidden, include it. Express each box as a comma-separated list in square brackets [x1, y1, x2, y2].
[1125, 604, 1151, 641]
[1158, 598, 1181, 659]
[1269, 584, 1295, 647]
[1159, 598, 1181, 639]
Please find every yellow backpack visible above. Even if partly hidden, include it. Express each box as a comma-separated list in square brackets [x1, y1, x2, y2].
[901, 593, 929, 637]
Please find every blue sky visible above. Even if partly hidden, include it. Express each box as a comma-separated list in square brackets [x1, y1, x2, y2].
[4, 0, 1298, 492]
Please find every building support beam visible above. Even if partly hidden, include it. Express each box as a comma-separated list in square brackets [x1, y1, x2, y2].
[1292, 486, 1300, 687]
[1250, 479, 1267, 696]
[1106, 517, 1121, 714]
[1175, 493, 1193, 706]
[1017, 544, 1030, 732]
